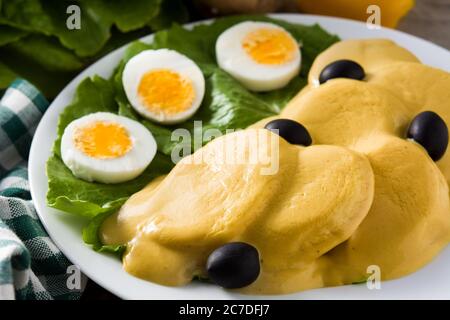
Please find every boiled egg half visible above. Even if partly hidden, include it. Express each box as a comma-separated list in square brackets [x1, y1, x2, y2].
[122, 49, 205, 124]
[216, 21, 301, 92]
[61, 112, 157, 184]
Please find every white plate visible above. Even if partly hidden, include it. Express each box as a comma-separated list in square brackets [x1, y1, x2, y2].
[29, 14, 450, 300]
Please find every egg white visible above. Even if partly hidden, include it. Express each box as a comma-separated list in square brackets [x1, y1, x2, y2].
[61, 112, 157, 184]
[122, 49, 205, 125]
[216, 21, 301, 92]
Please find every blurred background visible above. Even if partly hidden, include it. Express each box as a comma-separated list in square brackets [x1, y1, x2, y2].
[0, 0, 448, 300]
[0, 0, 448, 101]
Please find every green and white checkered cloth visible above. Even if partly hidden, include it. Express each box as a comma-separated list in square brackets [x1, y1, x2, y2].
[0, 79, 83, 300]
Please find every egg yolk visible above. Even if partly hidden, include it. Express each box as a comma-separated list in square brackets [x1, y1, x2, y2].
[138, 69, 195, 115]
[74, 121, 132, 159]
[242, 28, 297, 65]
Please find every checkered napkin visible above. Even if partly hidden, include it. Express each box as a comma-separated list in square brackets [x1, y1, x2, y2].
[0, 79, 82, 300]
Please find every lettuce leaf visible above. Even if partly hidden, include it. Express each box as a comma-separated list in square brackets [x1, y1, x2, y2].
[0, 0, 186, 57]
[46, 76, 174, 217]
[46, 16, 339, 251]
[3, 35, 84, 72]
[0, 25, 27, 46]
[82, 210, 126, 254]
[52, 76, 119, 156]
[92, 27, 153, 59]
[112, 16, 334, 156]
[0, 0, 189, 97]
[114, 51, 284, 155]
[147, 0, 189, 31]
[0, 61, 17, 88]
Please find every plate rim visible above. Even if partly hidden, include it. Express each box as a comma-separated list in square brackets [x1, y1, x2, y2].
[29, 13, 450, 300]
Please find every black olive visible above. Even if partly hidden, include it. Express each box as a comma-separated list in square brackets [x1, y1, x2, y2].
[264, 119, 312, 146]
[206, 242, 260, 289]
[319, 59, 365, 84]
[407, 111, 448, 161]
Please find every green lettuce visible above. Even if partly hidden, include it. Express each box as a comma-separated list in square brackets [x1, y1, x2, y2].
[0, 25, 27, 46]
[82, 0, 162, 33]
[46, 76, 173, 216]
[82, 210, 127, 254]
[112, 16, 338, 155]
[46, 16, 339, 252]
[46, 76, 173, 253]
[0, 0, 165, 55]
[0, 34, 84, 96]
[0, 0, 111, 57]
[147, 0, 189, 31]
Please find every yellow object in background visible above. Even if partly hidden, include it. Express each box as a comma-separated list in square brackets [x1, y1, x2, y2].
[297, 0, 415, 28]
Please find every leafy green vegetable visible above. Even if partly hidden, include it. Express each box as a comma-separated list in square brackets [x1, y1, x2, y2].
[257, 76, 307, 114]
[83, 0, 162, 33]
[82, 210, 126, 255]
[192, 275, 211, 283]
[52, 76, 119, 156]
[0, 0, 188, 57]
[0, 0, 189, 95]
[0, 61, 17, 88]
[0, 0, 111, 57]
[0, 50, 77, 97]
[0, 25, 27, 46]
[112, 16, 334, 156]
[148, 0, 190, 32]
[46, 16, 339, 251]
[151, 15, 340, 75]
[0, 0, 53, 35]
